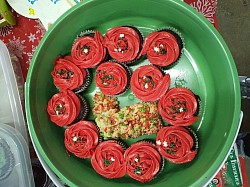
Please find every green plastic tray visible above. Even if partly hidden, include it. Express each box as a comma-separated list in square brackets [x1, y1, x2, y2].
[25, 0, 241, 186]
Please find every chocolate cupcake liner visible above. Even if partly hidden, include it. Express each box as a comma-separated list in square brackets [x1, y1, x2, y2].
[185, 127, 199, 151]
[89, 120, 104, 144]
[194, 94, 201, 117]
[108, 139, 128, 151]
[71, 94, 90, 124]
[115, 139, 128, 151]
[73, 68, 92, 93]
[73, 29, 96, 45]
[0, 138, 15, 181]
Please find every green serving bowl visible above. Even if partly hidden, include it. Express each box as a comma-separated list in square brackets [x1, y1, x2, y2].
[25, 0, 241, 186]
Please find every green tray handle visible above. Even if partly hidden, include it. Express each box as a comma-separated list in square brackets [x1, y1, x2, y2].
[0, 0, 16, 27]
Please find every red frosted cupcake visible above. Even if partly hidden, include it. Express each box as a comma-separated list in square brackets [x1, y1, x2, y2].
[103, 26, 142, 63]
[95, 62, 130, 96]
[156, 126, 198, 164]
[91, 140, 126, 179]
[51, 56, 91, 93]
[46, 90, 89, 126]
[130, 65, 170, 102]
[124, 141, 162, 183]
[139, 30, 182, 67]
[64, 120, 100, 158]
[71, 31, 106, 68]
[158, 88, 199, 126]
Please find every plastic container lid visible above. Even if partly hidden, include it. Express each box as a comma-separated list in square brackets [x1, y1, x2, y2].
[0, 123, 35, 187]
[0, 40, 27, 142]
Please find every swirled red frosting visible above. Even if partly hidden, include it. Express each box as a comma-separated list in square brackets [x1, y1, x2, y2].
[46, 90, 81, 126]
[130, 65, 170, 102]
[71, 31, 106, 68]
[156, 126, 197, 164]
[91, 140, 126, 179]
[158, 88, 199, 126]
[139, 31, 180, 67]
[64, 120, 99, 158]
[95, 62, 128, 95]
[103, 26, 141, 63]
[124, 141, 162, 183]
[51, 56, 87, 91]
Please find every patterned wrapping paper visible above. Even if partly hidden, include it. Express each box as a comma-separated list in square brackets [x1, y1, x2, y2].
[185, 0, 218, 28]
[0, 0, 217, 80]
[0, 12, 45, 79]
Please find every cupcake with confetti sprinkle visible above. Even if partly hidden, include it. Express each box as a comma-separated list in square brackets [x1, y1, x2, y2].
[103, 26, 143, 64]
[51, 55, 91, 93]
[158, 87, 200, 126]
[46, 90, 89, 127]
[124, 141, 163, 183]
[156, 125, 198, 164]
[130, 65, 170, 102]
[71, 31, 106, 68]
[95, 61, 131, 96]
[139, 28, 183, 67]
[91, 140, 126, 179]
[64, 120, 100, 158]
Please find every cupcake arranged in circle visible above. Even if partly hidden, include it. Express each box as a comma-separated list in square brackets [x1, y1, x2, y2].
[130, 65, 171, 102]
[158, 87, 199, 126]
[139, 30, 183, 67]
[46, 90, 89, 126]
[156, 126, 198, 164]
[64, 120, 100, 158]
[45, 25, 203, 182]
[51, 56, 91, 93]
[71, 31, 106, 68]
[95, 62, 130, 96]
[103, 26, 142, 63]
[124, 141, 163, 183]
[91, 140, 126, 179]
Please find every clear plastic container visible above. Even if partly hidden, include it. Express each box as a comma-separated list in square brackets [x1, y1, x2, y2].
[0, 124, 35, 187]
[0, 40, 27, 142]
[0, 40, 58, 186]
